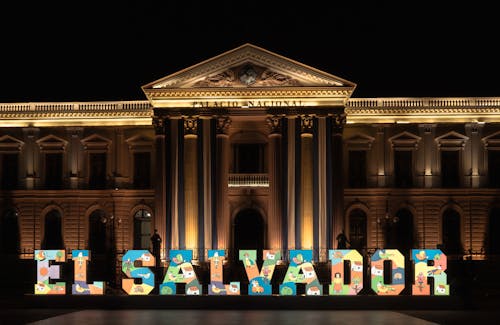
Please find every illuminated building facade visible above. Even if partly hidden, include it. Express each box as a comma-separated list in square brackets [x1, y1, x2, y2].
[1, 44, 500, 283]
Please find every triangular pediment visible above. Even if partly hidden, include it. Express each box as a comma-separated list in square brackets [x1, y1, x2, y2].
[345, 133, 375, 150]
[0, 135, 24, 152]
[482, 131, 500, 148]
[388, 131, 421, 149]
[81, 134, 111, 150]
[435, 131, 469, 149]
[142, 43, 356, 108]
[436, 131, 468, 142]
[126, 135, 153, 151]
[36, 134, 68, 151]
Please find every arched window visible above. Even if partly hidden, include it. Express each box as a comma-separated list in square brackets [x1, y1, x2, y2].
[134, 209, 152, 250]
[1, 209, 20, 253]
[386, 208, 414, 253]
[88, 209, 107, 254]
[348, 209, 367, 249]
[42, 209, 64, 249]
[442, 208, 462, 255]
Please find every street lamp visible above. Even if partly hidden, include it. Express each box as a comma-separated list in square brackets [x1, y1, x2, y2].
[377, 197, 399, 247]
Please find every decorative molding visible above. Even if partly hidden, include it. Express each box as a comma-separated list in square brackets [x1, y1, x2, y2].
[266, 115, 283, 135]
[143, 44, 354, 90]
[36, 134, 68, 152]
[388, 131, 422, 150]
[193, 63, 300, 88]
[300, 115, 314, 134]
[482, 130, 500, 150]
[125, 134, 153, 151]
[435, 131, 469, 150]
[216, 116, 231, 135]
[332, 113, 346, 135]
[0, 135, 25, 152]
[81, 134, 112, 151]
[152, 116, 166, 135]
[183, 116, 199, 136]
[345, 133, 375, 151]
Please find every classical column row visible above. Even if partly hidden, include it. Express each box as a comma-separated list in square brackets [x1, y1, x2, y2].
[153, 112, 345, 262]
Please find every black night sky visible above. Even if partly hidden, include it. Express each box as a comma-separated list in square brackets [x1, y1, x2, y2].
[1, 1, 499, 103]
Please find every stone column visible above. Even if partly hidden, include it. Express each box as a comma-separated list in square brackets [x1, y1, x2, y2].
[300, 115, 314, 249]
[183, 116, 199, 256]
[466, 123, 483, 188]
[418, 124, 436, 188]
[22, 127, 40, 189]
[267, 115, 283, 251]
[170, 119, 180, 249]
[66, 127, 83, 189]
[331, 113, 346, 247]
[202, 118, 213, 256]
[317, 117, 327, 261]
[215, 116, 231, 250]
[374, 125, 386, 187]
[287, 117, 296, 251]
[153, 115, 167, 261]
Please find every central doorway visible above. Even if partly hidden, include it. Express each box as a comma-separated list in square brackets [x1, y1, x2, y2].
[232, 208, 265, 263]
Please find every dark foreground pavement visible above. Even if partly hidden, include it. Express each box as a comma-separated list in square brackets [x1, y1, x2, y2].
[2, 294, 500, 325]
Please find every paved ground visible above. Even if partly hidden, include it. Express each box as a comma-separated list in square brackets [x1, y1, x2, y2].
[2, 309, 500, 325]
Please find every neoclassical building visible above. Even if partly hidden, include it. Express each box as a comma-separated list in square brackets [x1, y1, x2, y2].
[1, 44, 500, 279]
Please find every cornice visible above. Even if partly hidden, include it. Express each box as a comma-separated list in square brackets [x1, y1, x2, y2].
[346, 97, 500, 123]
[1, 96, 500, 127]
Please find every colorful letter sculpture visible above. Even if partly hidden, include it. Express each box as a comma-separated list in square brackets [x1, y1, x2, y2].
[208, 250, 240, 295]
[34, 249, 66, 295]
[121, 250, 155, 295]
[72, 250, 104, 295]
[239, 249, 281, 295]
[328, 249, 364, 295]
[160, 250, 202, 295]
[370, 249, 405, 295]
[412, 249, 449, 295]
[280, 250, 322, 295]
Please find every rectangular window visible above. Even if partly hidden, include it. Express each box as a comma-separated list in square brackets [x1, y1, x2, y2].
[45, 153, 63, 189]
[348, 150, 367, 188]
[441, 150, 460, 188]
[133, 152, 151, 189]
[232, 143, 265, 173]
[488, 150, 500, 188]
[394, 150, 413, 188]
[89, 153, 107, 189]
[1, 153, 18, 190]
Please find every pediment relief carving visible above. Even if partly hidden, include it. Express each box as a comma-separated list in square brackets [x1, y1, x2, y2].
[388, 131, 421, 150]
[435, 131, 469, 149]
[193, 64, 301, 88]
[143, 44, 355, 90]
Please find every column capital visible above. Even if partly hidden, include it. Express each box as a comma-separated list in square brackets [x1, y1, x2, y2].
[465, 122, 484, 134]
[331, 113, 346, 135]
[300, 114, 314, 135]
[266, 115, 284, 135]
[183, 116, 199, 136]
[153, 116, 167, 135]
[216, 116, 231, 135]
